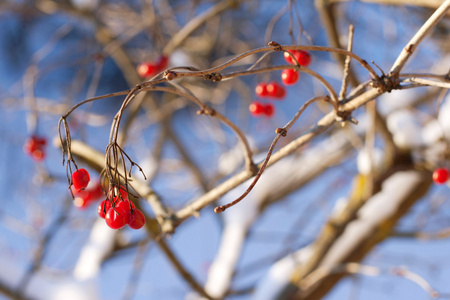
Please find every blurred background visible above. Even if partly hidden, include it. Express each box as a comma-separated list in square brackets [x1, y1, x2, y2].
[0, 0, 449, 299]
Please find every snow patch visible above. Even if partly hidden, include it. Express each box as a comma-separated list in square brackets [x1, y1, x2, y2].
[252, 246, 312, 300]
[357, 147, 383, 175]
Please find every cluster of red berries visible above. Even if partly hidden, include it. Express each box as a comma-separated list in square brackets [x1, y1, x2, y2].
[432, 167, 449, 185]
[249, 50, 311, 117]
[137, 55, 168, 78]
[24, 135, 47, 161]
[98, 188, 146, 230]
[71, 169, 145, 230]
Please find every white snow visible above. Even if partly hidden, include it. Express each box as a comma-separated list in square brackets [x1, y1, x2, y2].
[204, 225, 247, 297]
[203, 131, 353, 298]
[386, 109, 423, 149]
[25, 276, 99, 300]
[421, 119, 443, 145]
[73, 218, 116, 280]
[377, 89, 420, 116]
[252, 246, 312, 300]
[438, 93, 450, 139]
[321, 171, 425, 266]
[71, 0, 99, 11]
[169, 49, 193, 68]
[357, 147, 383, 175]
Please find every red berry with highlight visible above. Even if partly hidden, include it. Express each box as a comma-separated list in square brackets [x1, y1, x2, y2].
[255, 82, 269, 97]
[72, 169, 90, 191]
[432, 168, 449, 184]
[137, 62, 157, 78]
[284, 50, 311, 67]
[128, 209, 146, 230]
[73, 196, 90, 209]
[109, 186, 129, 203]
[281, 69, 299, 85]
[105, 207, 128, 229]
[137, 55, 169, 78]
[249, 101, 265, 117]
[266, 82, 286, 99]
[98, 200, 111, 219]
[284, 50, 296, 65]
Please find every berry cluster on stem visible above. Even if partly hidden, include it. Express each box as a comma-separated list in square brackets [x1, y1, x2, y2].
[98, 186, 145, 230]
[249, 50, 311, 118]
[70, 169, 145, 229]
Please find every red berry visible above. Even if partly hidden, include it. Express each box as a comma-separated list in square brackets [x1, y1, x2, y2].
[72, 169, 90, 191]
[24, 135, 47, 161]
[116, 200, 135, 224]
[137, 62, 158, 78]
[137, 55, 169, 78]
[284, 50, 296, 65]
[109, 186, 128, 202]
[249, 101, 265, 117]
[73, 197, 90, 209]
[255, 82, 269, 97]
[128, 209, 146, 230]
[297, 50, 311, 67]
[263, 103, 275, 117]
[266, 82, 286, 99]
[105, 207, 128, 229]
[281, 69, 299, 85]
[156, 55, 168, 70]
[432, 168, 449, 184]
[88, 182, 104, 201]
[98, 200, 111, 219]
[284, 50, 311, 67]
[72, 181, 104, 209]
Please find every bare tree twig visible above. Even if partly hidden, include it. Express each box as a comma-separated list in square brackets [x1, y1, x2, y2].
[163, 0, 240, 55]
[339, 24, 354, 101]
[403, 77, 450, 89]
[389, 0, 450, 76]
[172, 88, 383, 227]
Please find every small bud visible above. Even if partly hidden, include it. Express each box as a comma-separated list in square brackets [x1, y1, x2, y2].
[164, 71, 177, 80]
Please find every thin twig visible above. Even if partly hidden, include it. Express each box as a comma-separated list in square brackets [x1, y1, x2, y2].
[339, 24, 354, 101]
[403, 77, 450, 89]
[389, 0, 450, 76]
[214, 96, 328, 213]
[163, 0, 239, 55]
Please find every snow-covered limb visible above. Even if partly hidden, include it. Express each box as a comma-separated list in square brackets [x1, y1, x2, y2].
[268, 170, 432, 299]
[252, 247, 312, 300]
[202, 130, 354, 298]
[73, 218, 116, 280]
